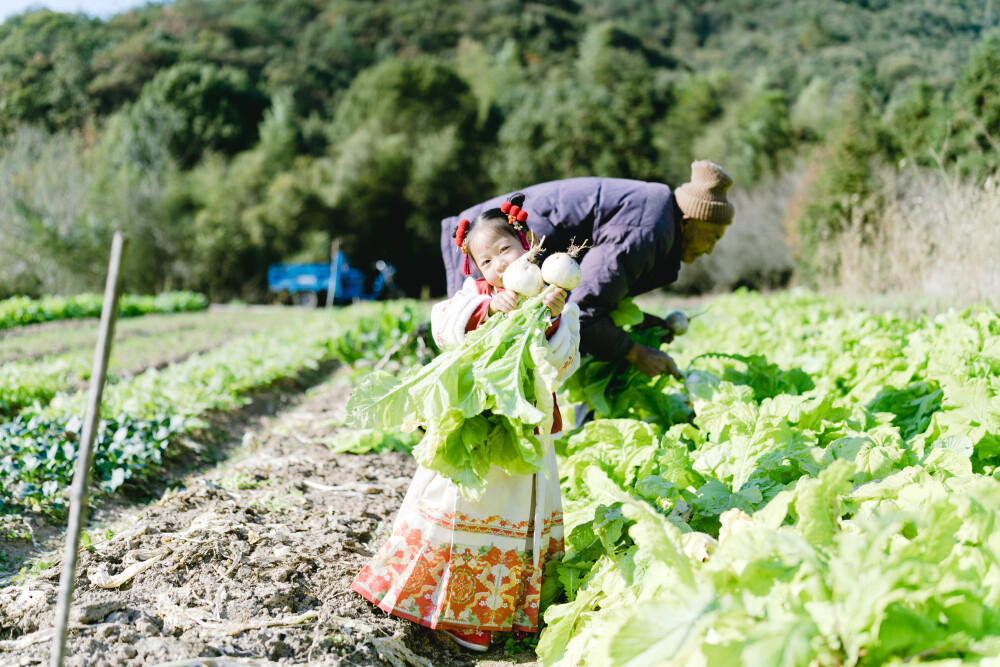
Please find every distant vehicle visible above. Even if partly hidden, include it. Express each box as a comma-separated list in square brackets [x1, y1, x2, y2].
[267, 255, 400, 307]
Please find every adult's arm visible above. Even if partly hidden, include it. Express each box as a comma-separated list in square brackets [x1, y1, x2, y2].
[571, 236, 634, 361]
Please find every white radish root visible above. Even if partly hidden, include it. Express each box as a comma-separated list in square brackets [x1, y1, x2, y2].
[541, 253, 582, 290]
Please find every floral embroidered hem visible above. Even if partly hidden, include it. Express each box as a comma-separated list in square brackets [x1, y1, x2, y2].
[352, 448, 564, 633]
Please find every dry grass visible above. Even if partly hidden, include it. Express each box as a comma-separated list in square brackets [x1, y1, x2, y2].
[673, 162, 999, 316]
[817, 167, 1000, 313]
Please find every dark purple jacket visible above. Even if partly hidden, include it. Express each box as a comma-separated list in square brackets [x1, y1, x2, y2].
[441, 177, 683, 361]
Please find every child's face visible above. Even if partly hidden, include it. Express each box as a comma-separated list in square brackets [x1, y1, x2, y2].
[468, 225, 526, 289]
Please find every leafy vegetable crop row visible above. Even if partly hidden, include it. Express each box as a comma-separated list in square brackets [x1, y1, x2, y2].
[1, 307, 298, 364]
[0, 302, 429, 514]
[540, 290, 1000, 665]
[0, 309, 313, 420]
[0, 291, 208, 330]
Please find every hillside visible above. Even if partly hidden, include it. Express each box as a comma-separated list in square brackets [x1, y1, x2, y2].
[0, 0, 996, 299]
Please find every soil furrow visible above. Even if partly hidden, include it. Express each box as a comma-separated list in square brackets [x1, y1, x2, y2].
[0, 372, 536, 666]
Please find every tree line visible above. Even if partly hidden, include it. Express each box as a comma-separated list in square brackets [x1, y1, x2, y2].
[0, 0, 997, 299]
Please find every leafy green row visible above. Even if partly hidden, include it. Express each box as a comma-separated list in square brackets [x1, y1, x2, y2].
[541, 292, 1000, 665]
[0, 291, 208, 330]
[0, 301, 430, 514]
[0, 413, 179, 514]
[544, 454, 1000, 666]
[0, 309, 312, 420]
[0, 358, 76, 420]
[569, 290, 998, 446]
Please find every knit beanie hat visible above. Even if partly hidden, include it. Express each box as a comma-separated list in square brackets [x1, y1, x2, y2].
[674, 160, 735, 225]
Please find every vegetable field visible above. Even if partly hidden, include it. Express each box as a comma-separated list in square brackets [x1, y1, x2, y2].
[546, 290, 1000, 666]
[1, 290, 998, 666]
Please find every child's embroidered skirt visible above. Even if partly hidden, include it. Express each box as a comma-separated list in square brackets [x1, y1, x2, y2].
[351, 444, 564, 633]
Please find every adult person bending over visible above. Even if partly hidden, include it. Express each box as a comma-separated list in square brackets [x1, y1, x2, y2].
[440, 160, 735, 379]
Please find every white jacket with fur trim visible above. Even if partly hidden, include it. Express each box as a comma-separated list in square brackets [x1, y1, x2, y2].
[430, 277, 580, 383]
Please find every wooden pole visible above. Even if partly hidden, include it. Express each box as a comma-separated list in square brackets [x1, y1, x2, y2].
[50, 232, 128, 667]
[326, 238, 341, 309]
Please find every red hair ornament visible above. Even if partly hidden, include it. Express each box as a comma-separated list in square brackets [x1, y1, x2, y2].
[500, 200, 531, 250]
[455, 219, 472, 275]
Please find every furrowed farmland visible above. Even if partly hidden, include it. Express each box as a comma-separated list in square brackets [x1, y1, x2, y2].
[2, 290, 999, 666]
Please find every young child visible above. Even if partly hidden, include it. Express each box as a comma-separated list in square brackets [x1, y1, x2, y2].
[351, 193, 581, 652]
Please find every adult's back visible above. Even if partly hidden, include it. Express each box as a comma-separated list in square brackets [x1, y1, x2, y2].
[439, 162, 735, 373]
[441, 177, 683, 361]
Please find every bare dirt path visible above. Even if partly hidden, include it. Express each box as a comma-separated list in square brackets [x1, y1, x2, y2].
[0, 371, 537, 666]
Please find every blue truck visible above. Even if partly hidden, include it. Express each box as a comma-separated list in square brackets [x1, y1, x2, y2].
[267, 254, 399, 307]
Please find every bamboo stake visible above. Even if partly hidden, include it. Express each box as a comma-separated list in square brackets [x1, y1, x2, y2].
[50, 232, 128, 667]
[326, 238, 341, 309]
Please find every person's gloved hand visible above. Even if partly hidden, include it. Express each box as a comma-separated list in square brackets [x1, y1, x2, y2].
[632, 312, 675, 344]
[624, 343, 683, 380]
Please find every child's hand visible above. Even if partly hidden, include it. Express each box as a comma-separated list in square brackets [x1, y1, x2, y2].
[489, 291, 518, 314]
[543, 288, 566, 318]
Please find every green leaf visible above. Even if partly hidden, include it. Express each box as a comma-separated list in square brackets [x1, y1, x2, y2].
[790, 459, 853, 544]
[344, 370, 413, 429]
[477, 316, 547, 424]
[606, 592, 716, 666]
[610, 298, 644, 328]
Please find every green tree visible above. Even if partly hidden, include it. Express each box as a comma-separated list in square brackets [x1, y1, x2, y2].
[126, 62, 268, 169]
[694, 73, 793, 184]
[0, 11, 111, 132]
[0, 126, 133, 296]
[883, 80, 948, 168]
[86, 30, 182, 115]
[322, 56, 489, 296]
[789, 76, 838, 142]
[464, 0, 582, 56]
[493, 23, 661, 188]
[946, 34, 1000, 177]
[652, 70, 728, 186]
[163, 90, 304, 300]
[86, 109, 182, 294]
[788, 77, 889, 282]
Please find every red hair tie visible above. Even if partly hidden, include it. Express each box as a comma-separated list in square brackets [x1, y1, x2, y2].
[456, 219, 472, 275]
[455, 219, 470, 248]
[500, 201, 512, 214]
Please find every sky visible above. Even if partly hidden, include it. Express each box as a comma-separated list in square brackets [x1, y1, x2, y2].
[0, 0, 167, 23]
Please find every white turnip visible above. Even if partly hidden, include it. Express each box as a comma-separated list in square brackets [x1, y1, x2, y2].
[666, 311, 689, 336]
[541, 253, 582, 290]
[503, 256, 544, 297]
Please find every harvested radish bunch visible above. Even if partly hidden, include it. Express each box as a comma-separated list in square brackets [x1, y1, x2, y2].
[346, 286, 566, 498]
